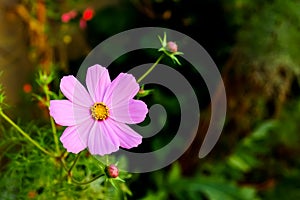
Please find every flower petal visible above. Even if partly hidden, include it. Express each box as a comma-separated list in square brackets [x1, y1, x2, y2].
[107, 118, 142, 149]
[60, 75, 93, 107]
[103, 73, 139, 108]
[86, 65, 111, 102]
[60, 126, 87, 154]
[87, 121, 120, 155]
[110, 99, 148, 124]
[49, 100, 91, 126]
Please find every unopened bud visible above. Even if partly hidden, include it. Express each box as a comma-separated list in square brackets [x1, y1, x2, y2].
[105, 164, 119, 178]
[167, 41, 178, 53]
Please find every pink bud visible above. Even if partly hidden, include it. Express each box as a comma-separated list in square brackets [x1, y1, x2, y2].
[61, 13, 71, 23]
[167, 41, 178, 53]
[105, 164, 119, 178]
[79, 18, 87, 29]
[68, 10, 77, 18]
[61, 10, 77, 23]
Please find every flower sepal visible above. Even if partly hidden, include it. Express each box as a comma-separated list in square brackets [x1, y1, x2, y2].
[37, 70, 55, 86]
[158, 32, 184, 65]
[136, 85, 154, 99]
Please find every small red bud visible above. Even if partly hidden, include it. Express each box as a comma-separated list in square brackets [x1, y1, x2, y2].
[82, 8, 94, 21]
[79, 18, 87, 29]
[68, 10, 77, 18]
[62, 13, 72, 23]
[61, 10, 77, 23]
[167, 41, 178, 53]
[105, 164, 119, 178]
[23, 83, 32, 93]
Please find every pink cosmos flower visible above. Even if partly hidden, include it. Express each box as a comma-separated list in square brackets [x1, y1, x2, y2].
[49, 65, 148, 155]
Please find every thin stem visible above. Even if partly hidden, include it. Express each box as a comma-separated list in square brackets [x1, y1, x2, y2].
[60, 150, 69, 172]
[68, 152, 82, 174]
[71, 174, 105, 185]
[137, 54, 164, 83]
[60, 158, 69, 172]
[50, 117, 60, 153]
[0, 110, 53, 157]
[64, 152, 105, 185]
[44, 85, 60, 154]
[106, 155, 109, 165]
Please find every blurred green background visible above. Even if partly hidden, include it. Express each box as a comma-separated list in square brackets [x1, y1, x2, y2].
[1, 0, 300, 199]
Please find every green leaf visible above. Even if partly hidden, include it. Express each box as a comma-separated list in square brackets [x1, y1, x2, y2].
[178, 178, 258, 200]
[250, 120, 277, 140]
[167, 162, 181, 184]
[228, 154, 251, 172]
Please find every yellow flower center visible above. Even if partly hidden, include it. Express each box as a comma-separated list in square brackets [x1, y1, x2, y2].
[91, 102, 109, 120]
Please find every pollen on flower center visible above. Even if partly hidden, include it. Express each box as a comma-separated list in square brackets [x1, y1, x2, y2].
[91, 102, 109, 120]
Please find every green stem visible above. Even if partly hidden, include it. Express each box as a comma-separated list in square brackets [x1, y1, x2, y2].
[0, 110, 53, 157]
[71, 174, 105, 185]
[68, 152, 81, 174]
[44, 85, 60, 154]
[60, 151, 69, 172]
[50, 117, 60, 154]
[137, 54, 164, 83]
[64, 152, 105, 185]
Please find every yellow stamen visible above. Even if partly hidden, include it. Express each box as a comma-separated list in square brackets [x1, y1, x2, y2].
[91, 102, 109, 120]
